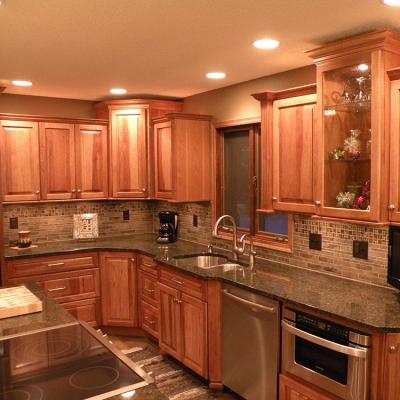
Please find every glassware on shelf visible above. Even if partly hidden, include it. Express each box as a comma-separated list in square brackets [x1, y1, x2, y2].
[344, 129, 361, 159]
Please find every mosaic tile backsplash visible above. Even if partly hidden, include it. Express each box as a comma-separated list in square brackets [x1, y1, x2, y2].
[3, 201, 390, 287]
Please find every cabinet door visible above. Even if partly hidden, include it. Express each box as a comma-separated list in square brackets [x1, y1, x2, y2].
[75, 124, 108, 199]
[181, 292, 208, 377]
[389, 80, 400, 221]
[382, 334, 400, 400]
[158, 283, 181, 359]
[110, 108, 148, 198]
[39, 122, 76, 200]
[154, 121, 173, 199]
[100, 252, 137, 327]
[0, 120, 41, 201]
[272, 94, 317, 213]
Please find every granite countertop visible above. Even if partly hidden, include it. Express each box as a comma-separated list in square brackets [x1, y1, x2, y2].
[5, 234, 400, 332]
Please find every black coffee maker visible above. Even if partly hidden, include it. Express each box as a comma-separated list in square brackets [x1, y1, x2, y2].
[157, 211, 178, 243]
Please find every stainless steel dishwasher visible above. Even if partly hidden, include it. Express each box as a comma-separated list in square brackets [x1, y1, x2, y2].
[222, 284, 280, 400]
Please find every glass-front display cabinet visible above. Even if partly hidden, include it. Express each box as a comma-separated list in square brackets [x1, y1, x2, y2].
[308, 31, 400, 222]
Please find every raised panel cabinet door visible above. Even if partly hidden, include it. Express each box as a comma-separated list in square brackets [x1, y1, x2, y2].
[110, 108, 148, 198]
[154, 121, 173, 199]
[100, 252, 137, 327]
[75, 124, 108, 199]
[272, 94, 317, 214]
[180, 292, 208, 377]
[383, 334, 400, 400]
[0, 120, 41, 201]
[39, 122, 76, 200]
[158, 283, 181, 359]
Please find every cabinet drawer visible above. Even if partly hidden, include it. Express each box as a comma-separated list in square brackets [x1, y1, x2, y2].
[8, 269, 100, 303]
[141, 300, 158, 338]
[6, 253, 98, 279]
[139, 271, 159, 307]
[62, 298, 99, 327]
[139, 255, 158, 277]
[159, 267, 206, 300]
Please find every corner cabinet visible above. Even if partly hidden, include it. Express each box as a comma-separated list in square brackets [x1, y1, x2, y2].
[253, 86, 317, 214]
[307, 30, 400, 222]
[153, 113, 212, 202]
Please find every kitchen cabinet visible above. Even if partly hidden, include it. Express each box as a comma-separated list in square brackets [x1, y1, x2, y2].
[95, 99, 183, 199]
[4, 253, 100, 326]
[279, 373, 339, 400]
[153, 113, 211, 202]
[100, 252, 138, 327]
[381, 334, 400, 400]
[0, 120, 41, 202]
[158, 266, 208, 377]
[253, 86, 317, 213]
[39, 122, 76, 200]
[306, 30, 400, 222]
[74, 124, 108, 199]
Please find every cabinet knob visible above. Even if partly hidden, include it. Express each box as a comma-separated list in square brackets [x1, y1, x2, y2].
[389, 204, 396, 211]
[142, 188, 146, 192]
[35, 190, 40, 194]
[314, 200, 321, 206]
[130, 258, 136, 263]
[272, 197, 277, 201]
[77, 189, 81, 193]
[71, 189, 76, 193]
[389, 345, 399, 354]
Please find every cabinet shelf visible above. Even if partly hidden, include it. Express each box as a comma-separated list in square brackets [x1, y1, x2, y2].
[324, 101, 371, 113]
[326, 158, 371, 163]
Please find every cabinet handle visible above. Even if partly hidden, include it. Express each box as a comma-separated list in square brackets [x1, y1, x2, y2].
[389, 345, 399, 354]
[141, 263, 156, 268]
[314, 200, 321, 206]
[173, 298, 182, 304]
[48, 286, 67, 292]
[388, 204, 396, 211]
[47, 262, 65, 267]
[144, 288, 155, 294]
[170, 278, 184, 285]
[144, 317, 156, 325]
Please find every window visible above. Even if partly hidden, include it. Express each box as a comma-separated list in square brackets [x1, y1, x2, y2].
[215, 122, 292, 251]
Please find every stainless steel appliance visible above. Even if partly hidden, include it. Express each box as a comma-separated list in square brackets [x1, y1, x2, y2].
[388, 226, 400, 289]
[282, 307, 371, 400]
[157, 211, 178, 243]
[0, 321, 152, 400]
[222, 284, 280, 400]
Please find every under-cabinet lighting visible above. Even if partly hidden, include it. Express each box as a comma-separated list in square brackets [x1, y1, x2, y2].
[324, 109, 336, 116]
[81, 130, 100, 134]
[357, 64, 369, 72]
[253, 38, 280, 49]
[110, 88, 127, 94]
[121, 391, 136, 398]
[206, 72, 226, 79]
[382, 0, 400, 6]
[12, 80, 32, 87]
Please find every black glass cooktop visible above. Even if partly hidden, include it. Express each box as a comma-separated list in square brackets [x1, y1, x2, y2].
[0, 322, 151, 400]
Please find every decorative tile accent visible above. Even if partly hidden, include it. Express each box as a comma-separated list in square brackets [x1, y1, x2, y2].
[73, 213, 99, 239]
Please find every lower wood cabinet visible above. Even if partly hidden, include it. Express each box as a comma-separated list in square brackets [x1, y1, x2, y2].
[62, 298, 99, 327]
[158, 269, 208, 378]
[100, 252, 138, 327]
[381, 334, 400, 400]
[280, 373, 339, 400]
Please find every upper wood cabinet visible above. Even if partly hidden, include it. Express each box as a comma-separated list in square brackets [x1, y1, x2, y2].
[0, 120, 41, 202]
[253, 86, 317, 214]
[307, 31, 400, 222]
[100, 252, 138, 327]
[110, 107, 148, 198]
[95, 99, 183, 199]
[39, 122, 76, 200]
[75, 124, 108, 199]
[153, 113, 212, 202]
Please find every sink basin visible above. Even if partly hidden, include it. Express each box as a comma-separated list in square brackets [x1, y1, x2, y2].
[174, 254, 229, 268]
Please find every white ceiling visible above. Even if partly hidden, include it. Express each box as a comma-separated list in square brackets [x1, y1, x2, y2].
[1, 0, 400, 101]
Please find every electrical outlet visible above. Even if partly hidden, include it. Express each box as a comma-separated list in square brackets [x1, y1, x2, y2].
[353, 240, 368, 260]
[309, 233, 322, 251]
[193, 215, 198, 227]
[9, 217, 18, 229]
[123, 210, 130, 221]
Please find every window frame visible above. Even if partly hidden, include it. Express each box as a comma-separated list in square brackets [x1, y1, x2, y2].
[213, 118, 293, 253]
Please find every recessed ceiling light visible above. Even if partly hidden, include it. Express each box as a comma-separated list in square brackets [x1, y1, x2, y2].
[110, 88, 127, 94]
[11, 80, 32, 87]
[253, 38, 280, 49]
[357, 64, 369, 72]
[382, 0, 400, 5]
[206, 72, 226, 79]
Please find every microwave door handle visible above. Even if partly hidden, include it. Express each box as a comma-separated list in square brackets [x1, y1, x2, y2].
[282, 320, 367, 359]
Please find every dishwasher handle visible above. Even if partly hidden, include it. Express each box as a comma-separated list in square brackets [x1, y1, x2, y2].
[222, 289, 276, 313]
[282, 320, 368, 359]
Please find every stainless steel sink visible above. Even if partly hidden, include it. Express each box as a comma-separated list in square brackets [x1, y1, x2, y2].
[174, 254, 229, 268]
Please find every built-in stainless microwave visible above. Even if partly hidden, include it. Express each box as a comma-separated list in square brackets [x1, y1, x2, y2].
[389, 226, 400, 289]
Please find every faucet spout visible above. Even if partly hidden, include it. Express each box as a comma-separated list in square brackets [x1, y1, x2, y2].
[212, 215, 242, 261]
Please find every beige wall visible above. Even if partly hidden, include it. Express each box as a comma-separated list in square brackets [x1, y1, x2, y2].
[0, 93, 96, 119]
[183, 65, 316, 122]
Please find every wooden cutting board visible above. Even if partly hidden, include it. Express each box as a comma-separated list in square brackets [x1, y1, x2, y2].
[0, 286, 43, 319]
